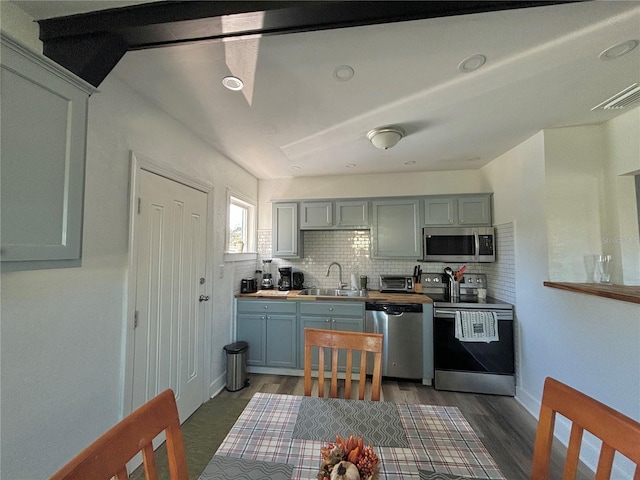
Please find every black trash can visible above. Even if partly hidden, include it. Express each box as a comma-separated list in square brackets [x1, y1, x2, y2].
[223, 341, 249, 391]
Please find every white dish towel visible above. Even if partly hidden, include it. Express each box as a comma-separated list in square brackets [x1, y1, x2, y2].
[455, 311, 499, 343]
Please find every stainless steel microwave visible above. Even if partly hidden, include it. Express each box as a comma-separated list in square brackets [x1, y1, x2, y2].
[421, 226, 495, 263]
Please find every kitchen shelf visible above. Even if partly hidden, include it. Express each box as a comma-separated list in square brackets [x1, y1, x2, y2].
[544, 282, 640, 305]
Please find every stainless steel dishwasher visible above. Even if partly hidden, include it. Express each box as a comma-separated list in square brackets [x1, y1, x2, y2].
[365, 303, 423, 379]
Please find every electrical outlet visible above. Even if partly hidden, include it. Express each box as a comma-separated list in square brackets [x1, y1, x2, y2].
[219, 264, 224, 278]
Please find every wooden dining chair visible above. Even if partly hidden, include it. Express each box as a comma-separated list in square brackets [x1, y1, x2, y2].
[304, 327, 383, 401]
[49, 389, 188, 480]
[531, 377, 640, 480]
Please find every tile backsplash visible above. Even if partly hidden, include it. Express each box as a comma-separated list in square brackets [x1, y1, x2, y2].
[249, 223, 516, 304]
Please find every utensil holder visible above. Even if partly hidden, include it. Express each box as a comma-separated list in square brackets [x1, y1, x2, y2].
[449, 280, 460, 298]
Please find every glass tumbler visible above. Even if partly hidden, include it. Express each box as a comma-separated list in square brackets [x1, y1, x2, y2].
[594, 255, 612, 284]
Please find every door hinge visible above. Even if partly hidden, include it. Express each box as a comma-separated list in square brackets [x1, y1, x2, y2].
[134, 310, 139, 328]
[137, 197, 141, 214]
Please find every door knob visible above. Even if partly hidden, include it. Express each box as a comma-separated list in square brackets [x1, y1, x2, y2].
[199, 295, 210, 302]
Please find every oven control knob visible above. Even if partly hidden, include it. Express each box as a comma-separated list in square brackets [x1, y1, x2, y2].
[467, 278, 473, 283]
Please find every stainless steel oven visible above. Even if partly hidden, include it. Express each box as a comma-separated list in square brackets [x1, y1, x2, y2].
[424, 272, 515, 396]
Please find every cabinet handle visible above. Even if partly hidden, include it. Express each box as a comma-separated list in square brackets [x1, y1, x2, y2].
[325, 318, 330, 322]
[329, 307, 334, 311]
[264, 305, 268, 309]
[331, 319, 335, 323]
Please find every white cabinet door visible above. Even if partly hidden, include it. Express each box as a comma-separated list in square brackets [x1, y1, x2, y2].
[1, 35, 94, 266]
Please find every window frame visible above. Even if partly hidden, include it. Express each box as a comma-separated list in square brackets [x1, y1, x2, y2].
[226, 189, 257, 256]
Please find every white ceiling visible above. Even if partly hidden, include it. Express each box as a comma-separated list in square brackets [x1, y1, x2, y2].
[12, 1, 640, 180]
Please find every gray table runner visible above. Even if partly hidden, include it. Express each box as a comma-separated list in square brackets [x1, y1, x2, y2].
[292, 397, 409, 447]
[199, 455, 293, 480]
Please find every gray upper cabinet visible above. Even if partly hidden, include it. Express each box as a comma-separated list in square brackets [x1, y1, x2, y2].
[424, 197, 456, 225]
[300, 201, 333, 229]
[299, 200, 369, 229]
[1, 35, 95, 267]
[424, 194, 492, 226]
[335, 201, 369, 228]
[371, 199, 421, 258]
[458, 195, 492, 225]
[273, 203, 302, 258]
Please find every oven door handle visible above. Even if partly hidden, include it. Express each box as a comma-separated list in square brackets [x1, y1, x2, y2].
[434, 310, 456, 317]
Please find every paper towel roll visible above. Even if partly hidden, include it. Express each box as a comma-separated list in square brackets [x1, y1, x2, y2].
[350, 274, 358, 289]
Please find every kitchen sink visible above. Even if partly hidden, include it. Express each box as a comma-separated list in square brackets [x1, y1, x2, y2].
[297, 288, 368, 298]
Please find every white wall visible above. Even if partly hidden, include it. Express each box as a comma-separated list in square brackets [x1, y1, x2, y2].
[603, 107, 640, 285]
[0, 1, 42, 52]
[481, 131, 640, 478]
[543, 110, 640, 285]
[0, 17, 257, 479]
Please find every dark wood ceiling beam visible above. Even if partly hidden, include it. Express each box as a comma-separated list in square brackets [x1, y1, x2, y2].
[37, 0, 583, 87]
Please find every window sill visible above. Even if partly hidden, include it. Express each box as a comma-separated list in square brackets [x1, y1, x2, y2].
[224, 252, 257, 262]
[544, 282, 640, 305]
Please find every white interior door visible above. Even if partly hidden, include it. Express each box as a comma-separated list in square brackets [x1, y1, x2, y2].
[132, 169, 207, 421]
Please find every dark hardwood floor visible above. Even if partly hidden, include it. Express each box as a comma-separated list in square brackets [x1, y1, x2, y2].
[218, 374, 592, 480]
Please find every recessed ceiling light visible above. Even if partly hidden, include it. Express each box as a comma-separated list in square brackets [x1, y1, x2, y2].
[222, 76, 244, 91]
[290, 165, 301, 171]
[345, 163, 357, 168]
[599, 40, 639, 60]
[332, 65, 355, 81]
[458, 54, 487, 73]
[403, 160, 416, 166]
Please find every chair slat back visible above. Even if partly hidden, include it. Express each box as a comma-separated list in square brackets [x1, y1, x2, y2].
[49, 389, 188, 480]
[304, 328, 383, 401]
[531, 377, 640, 480]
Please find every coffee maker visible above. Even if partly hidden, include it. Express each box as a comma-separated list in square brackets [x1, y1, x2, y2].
[261, 259, 274, 290]
[278, 267, 292, 291]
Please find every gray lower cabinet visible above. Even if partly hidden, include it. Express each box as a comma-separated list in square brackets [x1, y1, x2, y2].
[236, 300, 298, 367]
[371, 199, 421, 258]
[236, 313, 267, 366]
[1, 35, 95, 268]
[298, 301, 364, 370]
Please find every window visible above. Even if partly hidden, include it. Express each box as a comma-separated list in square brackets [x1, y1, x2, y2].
[227, 193, 256, 253]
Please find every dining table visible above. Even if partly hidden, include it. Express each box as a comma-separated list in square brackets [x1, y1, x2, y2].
[198, 392, 505, 480]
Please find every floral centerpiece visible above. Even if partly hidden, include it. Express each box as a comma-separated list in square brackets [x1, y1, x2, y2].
[317, 435, 380, 480]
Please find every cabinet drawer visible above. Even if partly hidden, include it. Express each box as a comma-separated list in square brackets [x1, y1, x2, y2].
[237, 299, 297, 314]
[299, 302, 363, 317]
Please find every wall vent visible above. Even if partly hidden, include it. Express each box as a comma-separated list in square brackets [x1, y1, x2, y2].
[592, 83, 640, 110]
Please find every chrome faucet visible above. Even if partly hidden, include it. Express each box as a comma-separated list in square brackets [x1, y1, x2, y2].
[326, 262, 347, 289]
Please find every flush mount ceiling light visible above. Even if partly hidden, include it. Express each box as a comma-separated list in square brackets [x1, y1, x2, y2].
[333, 65, 355, 81]
[222, 75, 244, 91]
[367, 127, 404, 150]
[458, 54, 487, 73]
[599, 40, 639, 60]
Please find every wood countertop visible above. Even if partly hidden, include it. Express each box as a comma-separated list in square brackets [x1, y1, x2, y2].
[235, 290, 434, 304]
[544, 282, 640, 305]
